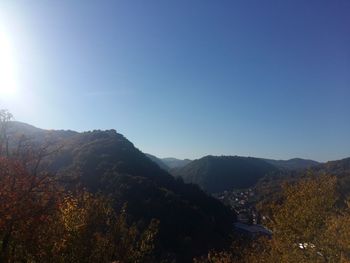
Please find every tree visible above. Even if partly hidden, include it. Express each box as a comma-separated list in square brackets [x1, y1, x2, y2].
[0, 109, 13, 156]
[0, 157, 62, 262]
[48, 192, 160, 263]
[197, 174, 350, 263]
[0, 156, 160, 262]
[263, 174, 337, 262]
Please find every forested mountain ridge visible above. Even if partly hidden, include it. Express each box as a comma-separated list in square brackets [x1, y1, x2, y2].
[312, 157, 350, 175]
[170, 154, 321, 193]
[255, 157, 350, 213]
[256, 157, 350, 192]
[172, 155, 279, 193]
[145, 153, 170, 171]
[5, 121, 235, 262]
[263, 158, 320, 170]
[310, 157, 350, 197]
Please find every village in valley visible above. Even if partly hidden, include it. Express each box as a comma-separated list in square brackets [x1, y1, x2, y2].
[214, 188, 272, 238]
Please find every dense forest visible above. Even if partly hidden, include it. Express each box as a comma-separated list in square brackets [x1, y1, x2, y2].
[170, 155, 322, 193]
[1, 109, 350, 262]
[171, 155, 279, 193]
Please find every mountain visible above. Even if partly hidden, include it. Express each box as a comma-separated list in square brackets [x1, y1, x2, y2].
[145, 153, 170, 171]
[161, 157, 192, 169]
[6, 122, 234, 262]
[255, 157, 350, 206]
[145, 154, 192, 170]
[310, 157, 350, 196]
[146, 155, 319, 174]
[312, 157, 350, 175]
[172, 155, 278, 193]
[263, 158, 320, 170]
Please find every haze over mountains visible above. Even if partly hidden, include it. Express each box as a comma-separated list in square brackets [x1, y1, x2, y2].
[145, 154, 192, 170]
[146, 154, 320, 193]
[162, 157, 192, 169]
[8, 121, 326, 196]
[8, 121, 325, 196]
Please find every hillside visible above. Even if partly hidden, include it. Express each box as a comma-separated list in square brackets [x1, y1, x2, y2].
[255, 157, 350, 208]
[145, 154, 192, 170]
[172, 155, 278, 193]
[162, 157, 192, 169]
[145, 153, 170, 171]
[263, 158, 319, 170]
[6, 122, 235, 262]
[312, 157, 350, 175]
[311, 157, 350, 196]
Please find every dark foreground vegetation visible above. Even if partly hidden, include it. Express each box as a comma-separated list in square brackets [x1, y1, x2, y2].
[1, 109, 350, 262]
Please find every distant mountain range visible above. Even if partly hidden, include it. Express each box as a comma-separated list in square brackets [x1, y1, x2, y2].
[145, 154, 191, 170]
[162, 157, 192, 169]
[145, 153, 170, 171]
[146, 154, 320, 193]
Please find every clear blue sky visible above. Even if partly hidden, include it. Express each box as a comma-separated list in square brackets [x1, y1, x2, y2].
[0, 0, 349, 161]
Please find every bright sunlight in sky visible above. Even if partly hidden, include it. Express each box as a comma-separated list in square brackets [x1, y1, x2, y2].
[0, 1, 349, 161]
[0, 28, 18, 98]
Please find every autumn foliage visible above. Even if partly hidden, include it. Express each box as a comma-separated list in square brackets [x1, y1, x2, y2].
[0, 156, 61, 261]
[0, 110, 160, 262]
[196, 174, 350, 263]
[0, 155, 160, 262]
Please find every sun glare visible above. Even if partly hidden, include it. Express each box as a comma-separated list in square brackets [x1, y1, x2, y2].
[0, 30, 18, 98]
